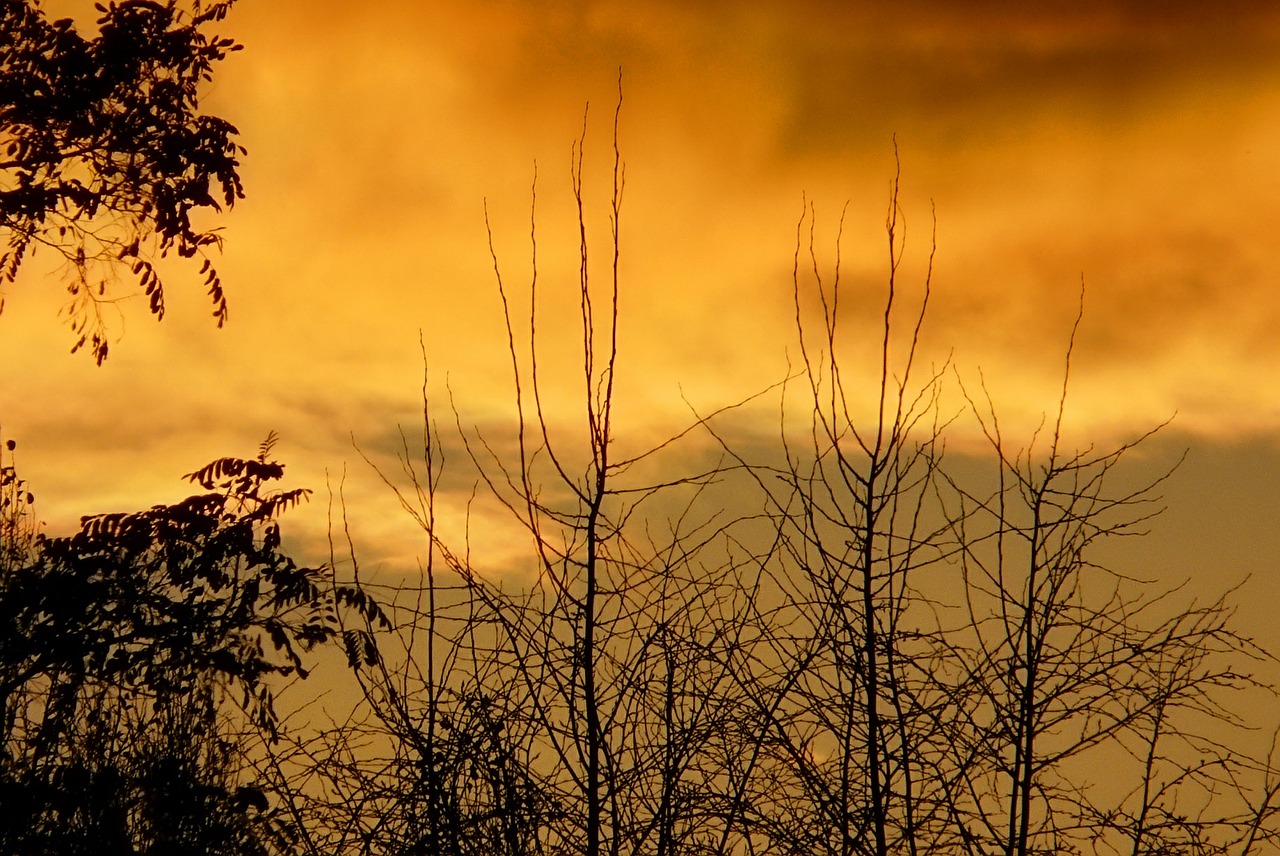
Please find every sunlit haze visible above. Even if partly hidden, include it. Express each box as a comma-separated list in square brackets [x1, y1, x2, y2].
[2, 1, 1278, 630]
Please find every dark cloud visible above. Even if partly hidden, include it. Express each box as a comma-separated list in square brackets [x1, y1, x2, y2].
[763, 1, 1280, 156]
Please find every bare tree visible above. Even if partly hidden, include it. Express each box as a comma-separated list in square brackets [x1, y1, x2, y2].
[701, 175, 1280, 856]
[697, 164, 964, 856]
[166, 119, 1280, 856]
[932, 301, 1280, 855]
[415, 87, 777, 856]
[272, 84, 781, 856]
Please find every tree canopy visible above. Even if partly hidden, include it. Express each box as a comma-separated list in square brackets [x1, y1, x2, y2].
[0, 434, 386, 853]
[0, 0, 245, 363]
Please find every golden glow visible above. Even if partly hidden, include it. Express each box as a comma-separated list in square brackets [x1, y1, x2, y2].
[2, 2, 1279, 589]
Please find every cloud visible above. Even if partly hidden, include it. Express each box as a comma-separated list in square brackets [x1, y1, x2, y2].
[4, 0, 1280, 595]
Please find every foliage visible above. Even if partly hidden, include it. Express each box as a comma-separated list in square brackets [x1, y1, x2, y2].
[0, 436, 38, 570]
[0, 0, 245, 363]
[0, 435, 385, 854]
[0, 680, 288, 856]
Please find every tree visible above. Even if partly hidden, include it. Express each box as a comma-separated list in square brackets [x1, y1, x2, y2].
[269, 89, 782, 856]
[699, 168, 959, 856]
[0, 0, 245, 364]
[0, 433, 385, 854]
[699, 173, 1279, 856]
[930, 323, 1280, 856]
[421, 94, 774, 856]
[6, 76, 1278, 853]
[246, 110, 1280, 856]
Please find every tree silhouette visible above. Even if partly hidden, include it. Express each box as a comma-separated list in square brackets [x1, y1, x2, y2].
[306, 129, 1280, 855]
[262, 89, 789, 856]
[717, 181, 953, 856]
[0, 434, 385, 854]
[0, 0, 245, 363]
[3, 73, 1279, 853]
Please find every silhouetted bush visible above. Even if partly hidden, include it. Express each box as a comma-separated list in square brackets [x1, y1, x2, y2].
[0, 434, 382, 854]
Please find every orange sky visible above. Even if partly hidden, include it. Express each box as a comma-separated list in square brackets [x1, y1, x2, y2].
[2, 1, 1279, 633]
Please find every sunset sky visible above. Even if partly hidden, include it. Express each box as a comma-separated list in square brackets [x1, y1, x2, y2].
[2, 1, 1279, 638]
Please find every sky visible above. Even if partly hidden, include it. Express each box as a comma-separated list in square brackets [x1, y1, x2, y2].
[2, 1, 1279, 637]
